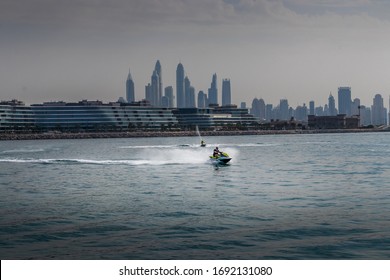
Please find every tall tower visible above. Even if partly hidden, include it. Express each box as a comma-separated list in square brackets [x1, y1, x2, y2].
[309, 101, 315, 115]
[151, 70, 159, 106]
[154, 60, 162, 106]
[184, 76, 191, 108]
[251, 98, 260, 119]
[279, 99, 289, 120]
[126, 69, 135, 103]
[338, 87, 351, 116]
[188, 86, 196, 108]
[372, 94, 385, 125]
[351, 98, 360, 116]
[145, 83, 152, 103]
[208, 73, 218, 106]
[222, 79, 231, 106]
[328, 93, 336, 116]
[164, 86, 174, 108]
[258, 98, 266, 120]
[176, 63, 185, 108]
[197, 91, 207, 108]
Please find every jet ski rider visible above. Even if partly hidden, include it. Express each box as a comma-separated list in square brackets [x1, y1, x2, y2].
[213, 146, 221, 157]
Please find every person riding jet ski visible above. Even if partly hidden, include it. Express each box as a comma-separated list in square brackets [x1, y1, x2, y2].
[213, 147, 221, 157]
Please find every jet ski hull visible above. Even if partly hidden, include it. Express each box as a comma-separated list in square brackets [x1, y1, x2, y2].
[209, 156, 231, 164]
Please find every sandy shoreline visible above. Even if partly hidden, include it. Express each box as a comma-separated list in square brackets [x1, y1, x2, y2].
[0, 128, 387, 141]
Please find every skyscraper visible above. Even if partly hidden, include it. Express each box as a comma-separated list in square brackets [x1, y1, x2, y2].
[351, 98, 360, 116]
[258, 98, 266, 120]
[154, 60, 162, 106]
[222, 79, 231, 106]
[338, 87, 352, 116]
[251, 98, 266, 120]
[265, 104, 273, 121]
[126, 69, 135, 103]
[145, 83, 152, 103]
[188, 86, 196, 108]
[208, 73, 218, 106]
[251, 98, 260, 118]
[372, 94, 385, 125]
[176, 63, 185, 108]
[184, 76, 191, 108]
[197, 91, 207, 108]
[151, 70, 159, 106]
[279, 99, 289, 120]
[164, 86, 174, 108]
[309, 101, 315, 115]
[328, 93, 336, 116]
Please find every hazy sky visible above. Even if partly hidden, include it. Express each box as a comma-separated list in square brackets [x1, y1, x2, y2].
[1, 0, 390, 107]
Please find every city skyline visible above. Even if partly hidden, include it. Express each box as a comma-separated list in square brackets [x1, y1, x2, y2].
[135, 60, 389, 120]
[2, 1, 390, 106]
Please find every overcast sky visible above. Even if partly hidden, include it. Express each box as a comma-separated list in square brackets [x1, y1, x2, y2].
[1, 0, 390, 107]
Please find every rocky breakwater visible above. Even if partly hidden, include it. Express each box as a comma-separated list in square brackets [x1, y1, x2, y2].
[0, 128, 385, 141]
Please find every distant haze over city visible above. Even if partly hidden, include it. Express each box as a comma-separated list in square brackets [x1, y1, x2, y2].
[1, 0, 390, 107]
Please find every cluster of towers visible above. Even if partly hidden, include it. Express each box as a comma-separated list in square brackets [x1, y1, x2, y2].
[250, 86, 388, 126]
[126, 60, 232, 108]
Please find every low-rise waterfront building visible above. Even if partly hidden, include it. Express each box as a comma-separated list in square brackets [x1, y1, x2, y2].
[173, 105, 259, 130]
[0, 100, 35, 131]
[30, 100, 178, 131]
[308, 114, 359, 129]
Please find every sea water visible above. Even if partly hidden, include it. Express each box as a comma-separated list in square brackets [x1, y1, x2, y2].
[0, 132, 389, 259]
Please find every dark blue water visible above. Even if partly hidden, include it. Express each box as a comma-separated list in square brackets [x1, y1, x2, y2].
[1, 133, 390, 259]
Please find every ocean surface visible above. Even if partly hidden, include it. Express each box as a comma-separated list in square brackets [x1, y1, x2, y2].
[1, 132, 390, 259]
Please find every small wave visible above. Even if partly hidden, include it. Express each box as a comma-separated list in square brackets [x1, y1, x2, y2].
[232, 143, 280, 147]
[119, 143, 209, 149]
[119, 145, 176, 149]
[0, 157, 209, 166]
[1, 148, 46, 154]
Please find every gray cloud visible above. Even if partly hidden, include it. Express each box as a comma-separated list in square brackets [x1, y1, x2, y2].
[2, 0, 390, 106]
[2, 0, 389, 33]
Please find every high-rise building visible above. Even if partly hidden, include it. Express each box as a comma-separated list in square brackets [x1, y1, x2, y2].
[279, 99, 289, 120]
[197, 91, 207, 108]
[151, 70, 159, 106]
[315, 106, 324, 116]
[251, 98, 260, 118]
[126, 69, 135, 103]
[359, 105, 370, 126]
[258, 98, 266, 121]
[164, 86, 174, 108]
[161, 96, 169, 108]
[294, 104, 307, 121]
[240, 102, 246, 109]
[372, 94, 385, 125]
[389, 96, 390, 125]
[208, 73, 218, 106]
[176, 63, 185, 108]
[222, 79, 231, 106]
[145, 83, 152, 103]
[265, 104, 273, 121]
[184, 76, 191, 108]
[251, 98, 266, 120]
[154, 60, 162, 106]
[309, 101, 315, 115]
[338, 87, 351, 116]
[323, 104, 329, 116]
[328, 93, 336, 116]
[188, 86, 196, 108]
[351, 98, 360, 116]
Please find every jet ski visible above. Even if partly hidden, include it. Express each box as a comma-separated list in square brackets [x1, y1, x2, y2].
[209, 151, 231, 164]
